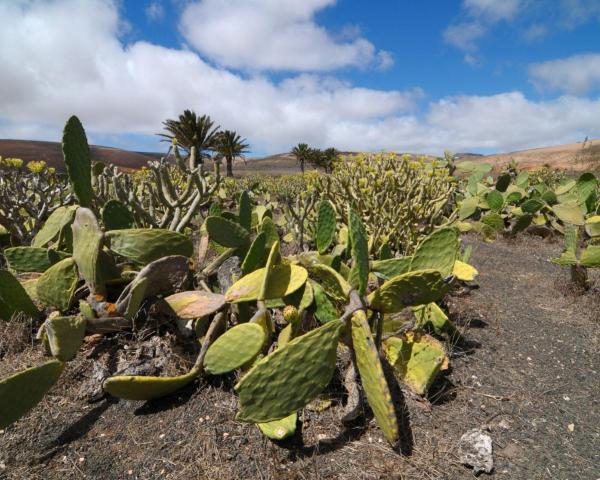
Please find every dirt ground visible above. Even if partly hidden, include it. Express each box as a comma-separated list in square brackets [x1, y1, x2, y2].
[1, 234, 599, 480]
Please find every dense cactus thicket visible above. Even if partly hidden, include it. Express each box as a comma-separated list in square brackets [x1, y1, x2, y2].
[0, 114, 596, 450]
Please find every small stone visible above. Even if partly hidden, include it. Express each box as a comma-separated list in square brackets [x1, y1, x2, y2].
[79, 458, 84, 463]
[459, 427, 493, 474]
[159, 434, 165, 439]
[563, 396, 570, 401]
[567, 423, 575, 432]
[498, 419, 510, 430]
[0, 462, 6, 470]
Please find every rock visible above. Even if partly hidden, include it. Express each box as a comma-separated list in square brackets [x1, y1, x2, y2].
[217, 256, 242, 292]
[459, 427, 493, 474]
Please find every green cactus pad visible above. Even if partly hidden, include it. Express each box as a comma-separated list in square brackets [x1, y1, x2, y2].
[511, 214, 533, 235]
[62, 115, 92, 208]
[238, 191, 252, 232]
[259, 241, 281, 301]
[284, 281, 314, 312]
[371, 257, 412, 280]
[383, 332, 448, 396]
[257, 412, 297, 440]
[495, 173, 511, 192]
[481, 212, 504, 232]
[459, 196, 479, 220]
[32, 205, 78, 248]
[122, 278, 148, 320]
[235, 320, 344, 423]
[316, 200, 336, 254]
[485, 190, 504, 212]
[105, 229, 193, 265]
[580, 245, 600, 267]
[72, 208, 106, 296]
[574, 172, 597, 205]
[205, 216, 250, 248]
[351, 310, 398, 444]
[305, 263, 351, 302]
[3, 247, 69, 273]
[260, 217, 280, 248]
[102, 200, 135, 230]
[36, 257, 79, 311]
[45, 315, 87, 361]
[410, 228, 458, 277]
[21, 279, 40, 303]
[348, 207, 369, 295]
[164, 291, 226, 319]
[225, 264, 308, 303]
[413, 302, 458, 337]
[311, 280, 339, 324]
[520, 198, 545, 214]
[204, 323, 266, 375]
[584, 215, 600, 237]
[0, 269, 39, 320]
[553, 202, 585, 226]
[368, 269, 449, 313]
[103, 368, 199, 401]
[0, 360, 65, 428]
[452, 260, 478, 282]
[241, 232, 267, 275]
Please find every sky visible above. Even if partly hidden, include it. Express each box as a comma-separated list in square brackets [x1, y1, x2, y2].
[0, 0, 599, 157]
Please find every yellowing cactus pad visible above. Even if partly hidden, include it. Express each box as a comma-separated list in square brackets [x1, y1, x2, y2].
[383, 332, 448, 396]
[0, 360, 65, 428]
[45, 315, 87, 362]
[235, 320, 344, 423]
[452, 260, 478, 282]
[204, 323, 266, 375]
[258, 412, 298, 440]
[103, 368, 199, 401]
[351, 310, 399, 444]
[165, 291, 226, 319]
[225, 265, 308, 303]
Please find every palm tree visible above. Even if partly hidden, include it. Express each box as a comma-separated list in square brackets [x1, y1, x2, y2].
[215, 130, 250, 177]
[158, 110, 220, 167]
[291, 143, 311, 174]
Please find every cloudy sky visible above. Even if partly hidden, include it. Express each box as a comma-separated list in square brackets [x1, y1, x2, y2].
[1, 0, 599, 156]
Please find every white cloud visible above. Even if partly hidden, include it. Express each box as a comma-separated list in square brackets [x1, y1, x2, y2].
[444, 22, 486, 51]
[145, 1, 165, 21]
[179, 0, 392, 71]
[464, 0, 523, 22]
[522, 23, 548, 42]
[529, 53, 600, 94]
[0, 0, 599, 156]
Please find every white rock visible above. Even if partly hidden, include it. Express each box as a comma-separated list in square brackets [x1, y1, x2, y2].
[459, 428, 493, 474]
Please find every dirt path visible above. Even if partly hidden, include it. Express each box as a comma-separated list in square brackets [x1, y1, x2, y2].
[1, 236, 599, 479]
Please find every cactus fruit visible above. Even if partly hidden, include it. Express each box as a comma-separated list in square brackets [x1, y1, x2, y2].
[235, 320, 344, 423]
[383, 332, 448, 396]
[45, 315, 87, 361]
[103, 368, 199, 401]
[225, 264, 308, 303]
[0, 360, 65, 428]
[368, 269, 449, 313]
[410, 227, 458, 277]
[164, 291, 226, 319]
[348, 207, 369, 296]
[102, 200, 135, 230]
[72, 207, 106, 296]
[62, 115, 92, 208]
[204, 323, 266, 375]
[351, 310, 398, 444]
[32, 205, 78, 248]
[316, 200, 336, 254]
[3, 247, 69, 273]
[241, 232, 267, 275]
[105, 229, 193, 266]
[36, 257, 79, 311]
[205, 216, 251, 248]
[257, 412, 297, 440]
[0, 269, 39, 320]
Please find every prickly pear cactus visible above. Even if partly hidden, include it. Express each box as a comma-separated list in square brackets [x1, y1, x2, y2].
[204, 323, 266, 375]
[3, 247, 69, 273]
[410, 227, 458, 277]
[103, 369, 199, 401]
[45, 315, 87, 361]
[0, 269, 39, 320]
[316, 200, 336, 254]
[165, 291, 226, 319]
[105, 229, 193, 265]
[102, 200, 135, 230]
[258, 412, 297, 440]
[36, 257, 79, 312]
[206, 216, 251, 247]
[32, 205, 78, 248]
[225, 264, 308, 303]
[348, 207, 369, 295]
[62, 115, 92, 208]
[72, 207, 106, 297]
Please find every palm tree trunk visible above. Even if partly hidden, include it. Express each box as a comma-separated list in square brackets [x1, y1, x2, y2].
[226, 155, 234, 177]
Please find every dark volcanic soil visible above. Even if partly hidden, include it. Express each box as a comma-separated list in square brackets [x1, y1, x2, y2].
[1, 235, 599, 479]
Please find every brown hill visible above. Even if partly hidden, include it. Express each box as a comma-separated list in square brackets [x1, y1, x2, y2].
[0, 139, 162, 171]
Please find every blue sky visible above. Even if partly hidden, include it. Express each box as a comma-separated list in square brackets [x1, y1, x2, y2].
[1, 0, 599, 156]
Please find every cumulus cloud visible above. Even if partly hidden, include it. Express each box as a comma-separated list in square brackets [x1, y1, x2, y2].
[145, 1, 165, 22]
[0, 0, 598, 156]
[443, 21, 486, 51]
[179, 0, 393, 71]
[530, 53, 600, 94]
[464, 0, 523, 22]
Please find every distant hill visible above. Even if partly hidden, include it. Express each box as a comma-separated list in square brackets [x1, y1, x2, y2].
[0, 139, 162, 171]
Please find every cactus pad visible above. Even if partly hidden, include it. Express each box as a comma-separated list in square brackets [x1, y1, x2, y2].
[311, 280, 339, 324]
[260, 217, 279, 248]
[204, 323, 266, 375]
[0, 360, 65, 428]
[102, 200, 135, 230]
[368, 269, 449, 313]
[165, 291, 226, 319]
[32, 205, 78, 248]
[410, 228, 458, 277]
[235, 320, 344, 423]
[257, 412, 298, 440]
[552, 202, 584, 226]
[371, 257, 412, 280]
[238, 191, 252, 232]
[205, 216, 250, 247]
[452, 260, 478, 282]
[305, 263, 351, 302]
[383, 332, 448, 396]
[105, 229, 193, 265]
[351, 310, 398, 444]
[3, 247, 69, 273]
[122, 278, 148, 320]
[413, 302, 458, 337]
[36, 257, 79, 311]
[0, 269, 39, 320]
[316, 200, 336, 254]
[103, 368, 199, 401]
[225, 264, 308, 303]
[241, 232, 267, 275]
[45, 315, 87, 361]
[348, 207, 369, 295]
[72, 207, 105, 296]
[580, 245, 600, 267]
[62, 115, 92, 208]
